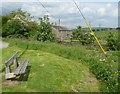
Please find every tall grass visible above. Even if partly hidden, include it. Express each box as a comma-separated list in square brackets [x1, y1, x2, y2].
[4, 38, 119, 92]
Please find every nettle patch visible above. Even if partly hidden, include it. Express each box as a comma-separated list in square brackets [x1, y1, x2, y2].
[83, 52, 118, 92]
[106, 32, 119, 51]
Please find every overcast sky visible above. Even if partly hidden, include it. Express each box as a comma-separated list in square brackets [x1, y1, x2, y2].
[1, 0, 119, 28]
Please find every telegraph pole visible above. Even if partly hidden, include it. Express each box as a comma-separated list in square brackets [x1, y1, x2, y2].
[59, 19, 60, 31]
[58, 19, 62, 41]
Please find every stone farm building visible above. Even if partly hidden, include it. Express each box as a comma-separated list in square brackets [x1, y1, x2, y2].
[52, 25, 72, 41]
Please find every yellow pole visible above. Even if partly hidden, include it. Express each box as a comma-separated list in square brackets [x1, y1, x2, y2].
[73, 0, 106, 55]
[84, 20, 106, 54]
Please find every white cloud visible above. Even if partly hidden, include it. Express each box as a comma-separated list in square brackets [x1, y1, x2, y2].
[106, 3, 112, 8]
[2, 0, 35, 2]
[112, 9, 118, 16]
[82, 7, 95, 14]
[53, 2, 76, 14]
[2, 1, 118, 28]
[1, 0, 62, 3]
[82, 7, 91, 12]
[97, 8, 106, 16]
[99, 19, 108, 23]
[20, 2, 118, 27]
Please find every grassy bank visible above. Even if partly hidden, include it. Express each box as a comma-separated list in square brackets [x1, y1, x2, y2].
[2, 39, 101, 92]
[2, 38, 119, 92]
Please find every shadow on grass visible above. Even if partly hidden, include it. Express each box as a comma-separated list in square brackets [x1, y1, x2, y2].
[11, 66, 31, 81]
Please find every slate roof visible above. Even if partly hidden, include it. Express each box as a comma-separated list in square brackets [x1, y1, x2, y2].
[53, 25, 72, 31]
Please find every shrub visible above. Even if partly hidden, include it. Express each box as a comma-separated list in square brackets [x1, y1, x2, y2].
[72, 26, 95, 45]
[79, 32, 95, 45]
[106, 32, 118, 50]
[2, 18, 29, 37]
[37, 15, 55, 42]
[2, 9, 38, 39]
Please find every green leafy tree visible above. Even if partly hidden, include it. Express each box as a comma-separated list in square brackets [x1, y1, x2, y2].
[2, 18, 30, 38]
[2, 9, 27, 25]
[72, 26, 82, 40]
[37, 15, 55, 42]
[2, 9, 38, 38]
[28, 20, 38, 39]
[72, 26, 94, 45]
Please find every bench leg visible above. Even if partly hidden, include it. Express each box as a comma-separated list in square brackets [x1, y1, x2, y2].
[14, 59, 18, 71]
[6, 67, 10, 74]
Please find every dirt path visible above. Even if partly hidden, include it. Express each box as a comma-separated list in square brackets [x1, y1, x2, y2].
[0, 41, 9, 48]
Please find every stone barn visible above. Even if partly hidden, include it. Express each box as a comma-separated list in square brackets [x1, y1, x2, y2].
[52, 25, 72, 41]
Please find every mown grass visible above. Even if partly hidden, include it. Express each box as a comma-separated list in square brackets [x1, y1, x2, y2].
[2, 38, 119, 92]
[2, 40, 101, 92]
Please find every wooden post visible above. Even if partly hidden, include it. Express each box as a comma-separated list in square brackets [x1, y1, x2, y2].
[5, 52, 18, 79]
[6, 67, 10, 74]
[14, 58, 18, 71]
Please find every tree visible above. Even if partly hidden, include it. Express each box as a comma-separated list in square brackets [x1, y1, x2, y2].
[106, 32, 118, 50]
[72, 26, 82, 40]
[37, 15, 55, 42]
[2, 9, 38, 38]
[72, 26, 94, 45]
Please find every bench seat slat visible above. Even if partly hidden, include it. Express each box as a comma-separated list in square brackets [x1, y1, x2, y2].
[14, 60, 26, 75]
[20, 59, 29, 74]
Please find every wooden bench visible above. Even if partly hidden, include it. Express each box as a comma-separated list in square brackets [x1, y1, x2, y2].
[5, 52, 29, 80]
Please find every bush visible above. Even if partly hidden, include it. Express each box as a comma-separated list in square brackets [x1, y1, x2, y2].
[2, 19, 29, 37]
[106, 32, 118, 50]
[72, 26, 95, 45]
[37, 15, 55, 42]
[2, 9, 38, 39]
[79, 32, 95, 45]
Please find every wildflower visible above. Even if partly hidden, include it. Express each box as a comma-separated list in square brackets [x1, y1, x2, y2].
[100, 59, 102, 61]
[103, 59, 105, 61]
[90, 32, 94, 35]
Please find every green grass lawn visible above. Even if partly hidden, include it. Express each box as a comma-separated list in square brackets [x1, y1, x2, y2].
[2, 40, 100, 92]
[1, 38, 119, 92]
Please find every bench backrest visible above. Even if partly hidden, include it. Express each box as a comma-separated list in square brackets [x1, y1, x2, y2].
[5, 52, 18, 67]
